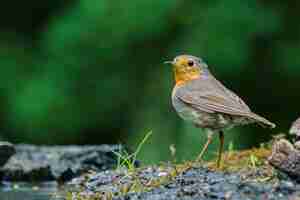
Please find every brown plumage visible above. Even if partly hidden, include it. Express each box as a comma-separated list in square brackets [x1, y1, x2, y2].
[167, 54, 275, 167]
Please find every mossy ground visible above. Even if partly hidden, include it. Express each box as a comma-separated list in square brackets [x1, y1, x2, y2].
[206, 146, 276, 182]
[66, 144, 279, 200]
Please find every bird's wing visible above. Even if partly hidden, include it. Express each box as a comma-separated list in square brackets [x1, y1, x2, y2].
[175, 77, 275, 128]
[175, 77, 252, 116]
[175, 76, 275, 128]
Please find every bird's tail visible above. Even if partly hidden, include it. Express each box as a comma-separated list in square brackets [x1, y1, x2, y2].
[248, 113, 276, 128]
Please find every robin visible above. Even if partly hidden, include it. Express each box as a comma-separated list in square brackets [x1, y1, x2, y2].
[290, 117, 300, 140]
[165, 54, 276, 168]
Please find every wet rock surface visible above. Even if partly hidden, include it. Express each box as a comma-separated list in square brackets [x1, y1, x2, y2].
[0, 144, 123, 182]
[0, 142, 15, 167]
[269, 139, 300, 181]
[69, 165, 300, 200]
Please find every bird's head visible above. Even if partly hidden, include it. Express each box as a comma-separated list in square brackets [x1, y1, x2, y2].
[165, 55, 209, 85]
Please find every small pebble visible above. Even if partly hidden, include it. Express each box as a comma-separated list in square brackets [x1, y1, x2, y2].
[32, 186, 39, 191]
[294, 141, 300, 150]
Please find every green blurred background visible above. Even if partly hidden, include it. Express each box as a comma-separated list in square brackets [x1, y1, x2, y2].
[0, 0, 299, 164]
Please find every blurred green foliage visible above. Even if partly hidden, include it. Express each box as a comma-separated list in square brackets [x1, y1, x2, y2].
[0, 0, 299, 163]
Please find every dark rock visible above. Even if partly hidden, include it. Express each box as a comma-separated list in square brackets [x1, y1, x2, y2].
[0, 142, 15, 167]
[69, 166, 300, 200]
[268, 139, 300, 181]
[0, 144, 124, 182]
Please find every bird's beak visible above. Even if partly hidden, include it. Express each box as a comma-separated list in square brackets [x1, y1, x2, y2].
[164, 61, 174, 65]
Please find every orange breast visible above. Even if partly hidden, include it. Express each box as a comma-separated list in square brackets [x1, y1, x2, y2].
[175, 71, 201, 86]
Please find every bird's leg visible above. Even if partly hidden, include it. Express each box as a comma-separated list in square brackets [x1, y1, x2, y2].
[196, 131, 213, 162]
[217, 131, 224, 168]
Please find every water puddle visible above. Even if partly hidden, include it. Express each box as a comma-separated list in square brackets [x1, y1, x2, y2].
[0, 182, 65, 200]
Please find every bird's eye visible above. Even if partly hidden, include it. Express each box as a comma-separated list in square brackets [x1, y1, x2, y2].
[187, 60, 194, 67]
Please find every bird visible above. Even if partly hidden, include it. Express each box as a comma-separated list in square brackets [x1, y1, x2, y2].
[290, 117, 300, 140]
[165, 54, 276, 168]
